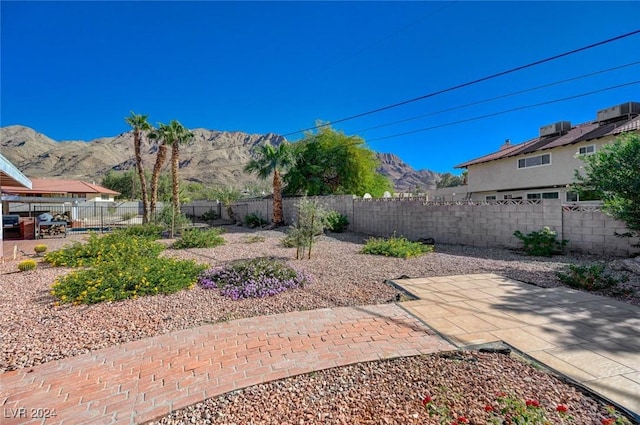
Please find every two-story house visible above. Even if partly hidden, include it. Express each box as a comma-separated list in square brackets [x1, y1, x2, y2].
[454, 101, 640, 202]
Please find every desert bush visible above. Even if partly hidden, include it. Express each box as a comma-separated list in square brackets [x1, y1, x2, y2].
[513, 227, 568, 257]
[326, 210, 349, 233]
[557, 264, 626, 291]
[34, 244, 48, 254]
[244, 212, 268, 228]
[44, 232, 165, 268]
[51, 257, 206, 305]
[287, 197, 330, 259]
[154, 205, 191, 233]
[362, 234, 434, 258]
[116, 224, 163, 239]
[172, 228, 225, 249]
[199, 257, 310, 300]
[201, 210, 218, 222]
[18, 259, 37, 272]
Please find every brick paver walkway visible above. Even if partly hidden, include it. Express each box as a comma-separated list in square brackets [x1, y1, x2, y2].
[1, 304, 453, 425]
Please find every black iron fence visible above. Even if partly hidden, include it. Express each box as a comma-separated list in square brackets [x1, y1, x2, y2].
[9, 202, 223, 236]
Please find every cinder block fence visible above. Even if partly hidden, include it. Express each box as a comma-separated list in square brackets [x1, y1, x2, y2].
[226, 196, 637, 257]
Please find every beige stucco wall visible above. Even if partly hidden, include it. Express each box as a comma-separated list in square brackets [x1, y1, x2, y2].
[466, 136, 616, 194]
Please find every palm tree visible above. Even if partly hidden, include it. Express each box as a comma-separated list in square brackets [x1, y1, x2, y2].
[148, 128, 168, 220]
[244, 142, 293, 226]
[154, 121, 194, 234]
[124, 112, 152, 223]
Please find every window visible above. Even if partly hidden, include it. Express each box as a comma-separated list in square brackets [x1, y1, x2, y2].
[101, 194, 110, 201]
[527, 192, 558, 200]
[503, 194, 513, 200]
[518, 153, 551, 169]
[578, 145, 595, 155]
[485, 195, 496, 200]
[567, 190, 600, 202]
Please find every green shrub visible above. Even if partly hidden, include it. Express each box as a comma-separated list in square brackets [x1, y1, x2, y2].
[172, 228, 225, 249]
[244, 212, 268, 228]
[34, 244, 48, 254]
[326, 210, 349, 233]
[513, 227, 568, 257]
[44, 232, 165, 268]
[51, 257, 206, 304]
[116, 224, 163, 239]
[557, 264, 626, 291]
[361, 235, 434, 258]
[154, 205, 191, 232]
[287, 197, 330, 259]
[201, 210, 218, 222]
[18, 259, 37, 272]
[199, 257, 310, 300]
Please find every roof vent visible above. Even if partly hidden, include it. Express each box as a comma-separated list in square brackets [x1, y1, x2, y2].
[596, 101, 640, 124]
[539, 121, 571, 138]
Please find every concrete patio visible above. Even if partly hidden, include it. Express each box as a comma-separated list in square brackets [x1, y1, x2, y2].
[393, 273, 640, 417]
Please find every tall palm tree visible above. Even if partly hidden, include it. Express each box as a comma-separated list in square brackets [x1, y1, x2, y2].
[124, 112, 152, 223]
[154, 121, 194, 228]
[148, 127, 168, 220]
[244, 142, 293, 226]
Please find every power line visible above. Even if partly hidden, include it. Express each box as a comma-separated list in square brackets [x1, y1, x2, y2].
[351, 60, 640, 135]
[281, 29, 640, 137]
[172, 78, 638, 155]
[366, 80, 640, 142]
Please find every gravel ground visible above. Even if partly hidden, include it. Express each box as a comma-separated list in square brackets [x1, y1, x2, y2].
[2, 228, 639, 424]
[148, 351, 625, 425]
[1, 226, 638, 372]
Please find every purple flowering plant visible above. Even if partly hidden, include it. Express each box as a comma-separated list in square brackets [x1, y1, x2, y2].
[198, 257, 310, 300]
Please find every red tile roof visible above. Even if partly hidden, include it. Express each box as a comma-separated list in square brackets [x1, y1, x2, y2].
[455, 115, 640, 168]
[2, 178, 119, 195]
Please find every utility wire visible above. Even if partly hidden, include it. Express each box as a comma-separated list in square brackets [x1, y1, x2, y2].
[171, 78, 638, 156]
[366, 80, 640, 142]
[281, 29, 640, 137]
[351, 60, 640, 135]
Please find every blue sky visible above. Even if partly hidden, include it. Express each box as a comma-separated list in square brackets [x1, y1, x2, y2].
[1, 1, 639, 174]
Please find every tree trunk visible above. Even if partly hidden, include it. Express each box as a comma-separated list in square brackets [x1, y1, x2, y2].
[150, 143, 167, 219]
[272, 170, 283, 225]
[171, 141, 180, 217]
[133, 129, 150, 224]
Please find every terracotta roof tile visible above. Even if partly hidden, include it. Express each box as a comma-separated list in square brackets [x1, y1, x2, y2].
[2, 178, 119, 195]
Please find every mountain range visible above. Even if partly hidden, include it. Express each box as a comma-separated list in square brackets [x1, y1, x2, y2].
[0, 125, 441, 192]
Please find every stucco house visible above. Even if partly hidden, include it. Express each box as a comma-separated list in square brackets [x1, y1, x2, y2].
[452, 101, 640, 202]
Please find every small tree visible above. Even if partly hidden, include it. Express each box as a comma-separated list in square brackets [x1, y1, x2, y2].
[574, 133, 640, 244]
[287, 197, 329, 259]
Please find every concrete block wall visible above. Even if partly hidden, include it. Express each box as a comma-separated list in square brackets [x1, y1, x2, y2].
[562, 206, 638, 256]
[229, 196, 637, 256]
[350, 199, 562, 249]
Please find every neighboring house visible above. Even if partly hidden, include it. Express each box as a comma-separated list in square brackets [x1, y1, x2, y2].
[2, 178, 119, 202]
[453, 101, 640, 202]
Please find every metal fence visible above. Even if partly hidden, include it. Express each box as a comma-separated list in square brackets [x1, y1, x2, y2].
[8, 201, 223, 236]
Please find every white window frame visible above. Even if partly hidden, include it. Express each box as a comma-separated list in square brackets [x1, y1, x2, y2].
[517, 153, 551, 169]
[527, 191, 559, 200]
[485, 195, 496, 200]
[577, 144, 596, 156]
